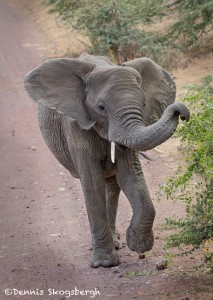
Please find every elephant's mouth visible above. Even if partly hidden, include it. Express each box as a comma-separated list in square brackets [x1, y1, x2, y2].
[116, 143, 127, 151]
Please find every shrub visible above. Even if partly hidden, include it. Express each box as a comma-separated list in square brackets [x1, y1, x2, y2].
[44, 0, 213, 60]
[159, 75, 213, 271]
[164, 0, 213, 50]
[43, 0, 165, 63]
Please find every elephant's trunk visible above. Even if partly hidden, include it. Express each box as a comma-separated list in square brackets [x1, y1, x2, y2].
[109, 102, 190, 151]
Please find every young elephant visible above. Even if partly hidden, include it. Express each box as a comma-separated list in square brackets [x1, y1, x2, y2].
[24, 54, 190, 268]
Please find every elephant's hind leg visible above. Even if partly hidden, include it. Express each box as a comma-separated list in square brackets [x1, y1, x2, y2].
[106, 176, 121, 250]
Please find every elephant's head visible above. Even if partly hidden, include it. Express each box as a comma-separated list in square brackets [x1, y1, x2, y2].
[24, 56, 190, 152]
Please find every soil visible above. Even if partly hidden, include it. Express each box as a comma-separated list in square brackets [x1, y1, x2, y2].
[0, 1, 212, 300]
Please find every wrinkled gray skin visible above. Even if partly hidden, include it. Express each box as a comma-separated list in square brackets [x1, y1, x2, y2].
[24, 54, 190, 268]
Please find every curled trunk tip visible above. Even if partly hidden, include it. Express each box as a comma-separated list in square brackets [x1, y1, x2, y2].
[110, 102, 190, 151]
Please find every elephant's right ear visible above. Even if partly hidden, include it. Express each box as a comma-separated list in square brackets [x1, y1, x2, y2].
[24, 58, 95, 130]
[123, 58, 176, 125]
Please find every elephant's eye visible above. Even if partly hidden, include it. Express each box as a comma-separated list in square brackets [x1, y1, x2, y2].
[98, 105, 105, 113]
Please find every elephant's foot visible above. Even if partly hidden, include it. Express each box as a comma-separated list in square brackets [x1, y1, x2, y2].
[89, 230, 120, 251]
[90, 249, 120, 268]
[112, 228, 121, 250]
[126, 225, 154, 253]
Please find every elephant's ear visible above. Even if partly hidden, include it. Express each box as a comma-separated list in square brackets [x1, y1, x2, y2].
[123, 58, 176, 125]
[24, 58, 95, 130]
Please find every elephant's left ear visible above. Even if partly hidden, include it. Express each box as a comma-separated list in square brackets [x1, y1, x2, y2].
[122, 58, 176, 125]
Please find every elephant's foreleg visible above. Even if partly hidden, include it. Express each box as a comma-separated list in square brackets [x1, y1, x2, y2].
[115, 149, 156, 254]
[80, 169, 120, 268]
[105, 176, 121, 249]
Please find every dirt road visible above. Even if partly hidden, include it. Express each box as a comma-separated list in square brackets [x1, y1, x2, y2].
[0, 1, 212, 299]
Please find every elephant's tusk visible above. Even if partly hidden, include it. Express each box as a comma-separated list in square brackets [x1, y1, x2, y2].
[111, 141, 115, 164]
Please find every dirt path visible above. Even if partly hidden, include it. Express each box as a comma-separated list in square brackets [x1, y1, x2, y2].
[0, 1, 212, 300]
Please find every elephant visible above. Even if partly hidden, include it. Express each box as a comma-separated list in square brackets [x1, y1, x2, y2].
[24, 53, 190, 268]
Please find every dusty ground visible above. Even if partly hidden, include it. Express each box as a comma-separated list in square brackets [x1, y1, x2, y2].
[0, 1, 212, 299]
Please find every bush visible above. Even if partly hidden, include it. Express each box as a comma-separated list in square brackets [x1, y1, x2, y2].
[43, 0, 165, 63]
[164, 0, 213, 50]
[76, 1, 166, 63]
[44, 0, 213, 61]
[159, 75, 213, 271]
